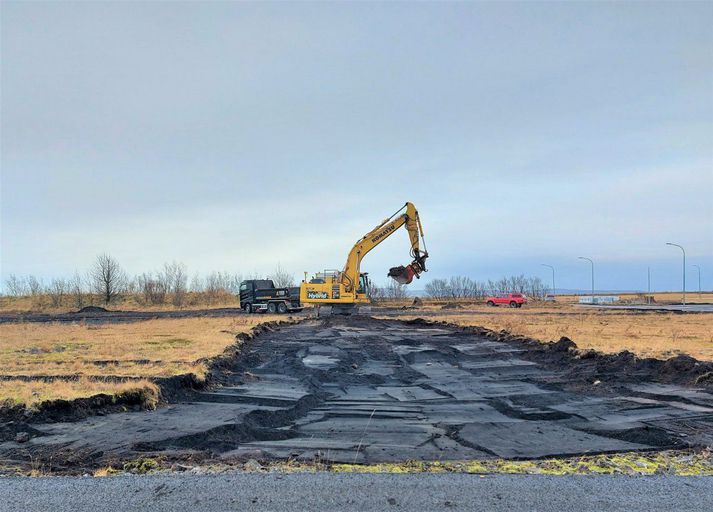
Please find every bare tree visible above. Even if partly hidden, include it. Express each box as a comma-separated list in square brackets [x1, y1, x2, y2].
[270, 263, 295, 288]
[47, 278, 68, 307]
[204, 271, 232, 304]
[162, 261, 188, 306]
[506, 274, 527, 294]
[425, 278, 450, 299]
[384, 280, 408, 300]
[369, 282, 386, 302]
[447, 276, 469, 298]
[525, 276, 549, 300]
[69, 272, 86, 309]
[89, 253, 127, 304]
[124, 276, 139, 295]
[227, 273, 243, 294]
[27, 275, 43, 296]
[189, 273, 203, 292]
[137, 272, 167, 304]
[489, 277, 509, 294]
[429, 275, 540, 300]
[4, 274, 27, 296]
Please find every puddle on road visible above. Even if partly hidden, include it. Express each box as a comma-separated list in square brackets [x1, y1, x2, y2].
[302, 355, 339, 369]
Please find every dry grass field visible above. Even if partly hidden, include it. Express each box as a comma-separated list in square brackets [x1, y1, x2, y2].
[0, 315, 281, 406]
[0, 293, 242, 314]
[3, 291, 709, 315]
[2, 294, 712, 407]
[388, 305, 713, 361]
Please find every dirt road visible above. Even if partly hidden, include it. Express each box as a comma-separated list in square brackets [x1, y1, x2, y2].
[2, 317, 713, 472]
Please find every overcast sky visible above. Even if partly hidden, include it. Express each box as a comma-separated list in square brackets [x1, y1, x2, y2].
[1, 1, 712, 292]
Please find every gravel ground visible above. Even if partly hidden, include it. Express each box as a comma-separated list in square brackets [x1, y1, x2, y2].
[2, 473, 713, 512]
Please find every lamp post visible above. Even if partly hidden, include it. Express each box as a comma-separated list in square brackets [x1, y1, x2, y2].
[578, 257, 594, 302]
[692, 264, 701, 299]
[647, 266, 651, 304]
[666, 243, 686, 305]
[541, 264, 555, 300]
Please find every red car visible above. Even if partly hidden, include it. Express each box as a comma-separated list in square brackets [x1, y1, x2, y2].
[486, 292, 527, 308]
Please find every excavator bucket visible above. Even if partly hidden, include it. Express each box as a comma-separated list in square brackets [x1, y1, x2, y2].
[388, 264, 416, 285]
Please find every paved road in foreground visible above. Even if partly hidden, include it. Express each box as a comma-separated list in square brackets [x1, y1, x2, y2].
[2, 473, 712, 512]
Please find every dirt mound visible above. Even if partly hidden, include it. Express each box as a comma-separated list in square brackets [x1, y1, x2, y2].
[76, 305, 109, 314]
[0, 389, 153, 426]
[0, 421, 45, 444]
[412, 297, 423, 306]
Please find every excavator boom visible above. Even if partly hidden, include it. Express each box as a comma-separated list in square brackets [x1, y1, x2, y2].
[341, 202, 428, 291]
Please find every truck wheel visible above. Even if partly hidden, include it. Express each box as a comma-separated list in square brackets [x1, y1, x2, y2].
[510, 301, 517, 308]
[487, 301, 495, 307]
[267, 302, 277, 314]
[243, 303, 252, 314]
[517, 303, 523, 308]
[277, 302, 288, 314]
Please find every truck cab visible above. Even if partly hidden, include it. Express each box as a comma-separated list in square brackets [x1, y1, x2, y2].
[239, 279, 303, 314]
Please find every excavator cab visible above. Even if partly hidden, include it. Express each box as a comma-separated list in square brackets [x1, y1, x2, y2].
[357, 273, 370, 296]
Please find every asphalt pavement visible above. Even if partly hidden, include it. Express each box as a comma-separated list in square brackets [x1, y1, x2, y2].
[2, 473, 712, 512]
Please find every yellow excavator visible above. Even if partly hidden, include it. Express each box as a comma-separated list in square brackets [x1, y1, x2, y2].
[299, 202, 428, 314]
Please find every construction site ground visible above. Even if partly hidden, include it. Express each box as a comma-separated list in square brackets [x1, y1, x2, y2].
[2, 314, 713, 474]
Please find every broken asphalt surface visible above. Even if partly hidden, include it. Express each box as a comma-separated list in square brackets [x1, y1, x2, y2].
[2, 317, 713, 472]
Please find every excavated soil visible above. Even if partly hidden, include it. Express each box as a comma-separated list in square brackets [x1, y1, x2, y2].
[2, 316, 713, 474]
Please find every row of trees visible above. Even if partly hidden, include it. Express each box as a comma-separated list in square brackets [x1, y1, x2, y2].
[370, 274, 551, 301]
[424, 275, 550, 300]
[3, 254, 296, 308]
[4, 255, 550, 307]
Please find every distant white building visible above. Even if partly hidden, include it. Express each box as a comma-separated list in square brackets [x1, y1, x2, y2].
[579, 296, 620, 304]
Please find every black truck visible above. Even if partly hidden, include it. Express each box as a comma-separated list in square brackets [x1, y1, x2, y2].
[239, 280, 303, 314]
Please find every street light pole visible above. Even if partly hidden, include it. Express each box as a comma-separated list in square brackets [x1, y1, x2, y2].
[578, 257, 594, 302]
[692, 265, 701, 299]
[541, 264, 555, 300]
[647, 266, 651, 304]
[666, 243, 686, 306]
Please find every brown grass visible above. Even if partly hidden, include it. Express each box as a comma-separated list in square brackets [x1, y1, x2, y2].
[0, 379, 160, 408]
[0, 315, 281, 405]
[385, 306, 713, 361]
[0, 292, 241, 314]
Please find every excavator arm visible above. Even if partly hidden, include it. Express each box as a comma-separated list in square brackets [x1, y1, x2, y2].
[341, 202, 428, 292]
